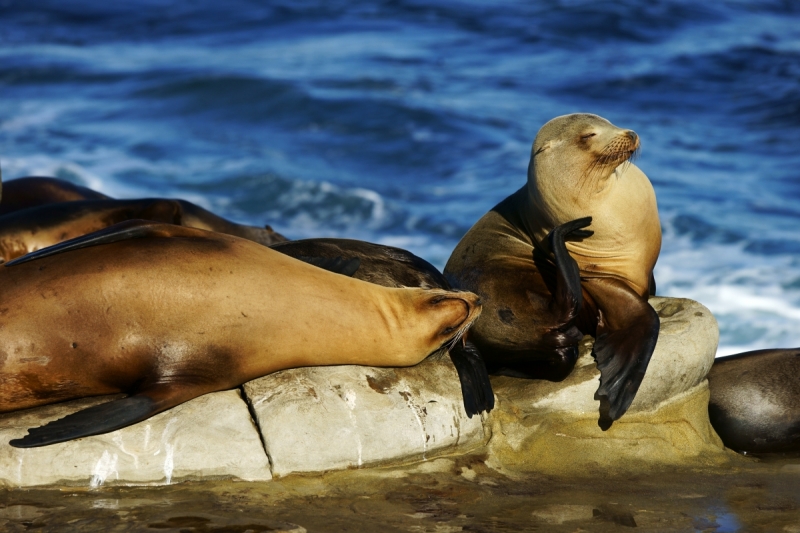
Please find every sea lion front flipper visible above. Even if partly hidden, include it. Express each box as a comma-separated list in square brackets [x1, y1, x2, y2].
[583, 277, 660, 421]
[296, 256, 361, 277]
[449, 340, 495, 417]
[8, 382, 198, 448]
[4, 219, 190, 267]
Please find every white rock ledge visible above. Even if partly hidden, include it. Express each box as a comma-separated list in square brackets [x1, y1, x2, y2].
[243, 354, 488, 477]
[0, 390, 272, 488]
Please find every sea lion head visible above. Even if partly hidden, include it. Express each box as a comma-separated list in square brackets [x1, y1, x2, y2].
[413, 289, 483, 357]
[528, 113, 639, 194]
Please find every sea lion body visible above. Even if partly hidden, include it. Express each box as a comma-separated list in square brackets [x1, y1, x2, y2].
[0, 197, 286, 261]
[708, 348, 800, 455]
[445, 114, 661, 419]
[0, 177, 110, 216]
[1, 223, 480, 447]
[271, 238, 450, 290]
[271, 237, 495, 416]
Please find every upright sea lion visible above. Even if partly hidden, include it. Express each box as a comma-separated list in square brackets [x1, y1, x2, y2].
[708, 348, 800, 455]
[445, 113, 661, 420]
[1, 221, 481, 448]
[0, 177, 110, 215]
[0, 197, 287, 261]
[271, 238, 495, 417]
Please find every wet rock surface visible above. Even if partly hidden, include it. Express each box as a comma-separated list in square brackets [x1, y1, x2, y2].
[1, 457, 799, 532]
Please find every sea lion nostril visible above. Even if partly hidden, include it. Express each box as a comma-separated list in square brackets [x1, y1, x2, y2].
[627, 131, 638, 143]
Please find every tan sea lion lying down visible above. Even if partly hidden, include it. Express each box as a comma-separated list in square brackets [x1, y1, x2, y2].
[1, 221, 481, 448]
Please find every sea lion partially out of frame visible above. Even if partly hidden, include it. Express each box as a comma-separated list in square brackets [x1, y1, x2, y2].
[0, 197, 287, 261]
[708, 348, 800, 455]
[445, 113, 661, 421]
[1, 221, 481, 448]
[0, 176, 110, 216]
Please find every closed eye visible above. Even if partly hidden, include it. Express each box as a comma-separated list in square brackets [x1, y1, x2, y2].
[580, 133, 596, 140]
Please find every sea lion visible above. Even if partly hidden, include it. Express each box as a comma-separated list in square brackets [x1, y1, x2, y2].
[0, 177, 110, 216]
[271, 237, 495, 417]
[0, 197, 287, 262]
[708, 348, 800, 455]
[1, 221, 481, 448]
[445, 113, 661, 421]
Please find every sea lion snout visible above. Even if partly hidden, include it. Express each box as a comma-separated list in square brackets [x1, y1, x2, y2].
[427, 291, 483, 338]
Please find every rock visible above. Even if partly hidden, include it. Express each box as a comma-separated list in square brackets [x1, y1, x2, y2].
[243, 353, 488, 477]
[0, 390, 271, 487]
[486, 297, 739, 474]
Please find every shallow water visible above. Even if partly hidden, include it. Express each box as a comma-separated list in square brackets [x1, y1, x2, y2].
[2, 458, 800, 532]
[1, 1, 800, 354]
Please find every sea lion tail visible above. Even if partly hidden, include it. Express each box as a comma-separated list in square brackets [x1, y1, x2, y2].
[449, 340, 495, 417]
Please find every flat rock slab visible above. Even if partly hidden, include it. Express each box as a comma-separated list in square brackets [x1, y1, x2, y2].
[0, 390, 271, 487]
[243, 354, 488, 477]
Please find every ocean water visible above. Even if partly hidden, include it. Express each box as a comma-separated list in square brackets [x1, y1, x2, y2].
[1, 0, 799, 355]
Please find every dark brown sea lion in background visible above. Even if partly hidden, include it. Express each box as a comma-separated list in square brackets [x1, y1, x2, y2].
[0, 176, 110, 216]
[1, 221, 481, 448]
[0, 197, 287, 261]
[271, 238, 495, 417]
[708, 348, 800, 455]
[445, 113, 661, 421]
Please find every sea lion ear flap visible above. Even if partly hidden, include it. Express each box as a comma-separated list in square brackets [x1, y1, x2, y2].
[532, 140, 551, 157]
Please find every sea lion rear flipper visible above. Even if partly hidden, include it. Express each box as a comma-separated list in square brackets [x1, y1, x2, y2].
[8, 383, 195, 448]
[9, 395, 159, 448]
[534, 217, 593, 327]
[449, 340, 495, 417]
[531, 217, 593, 377]
[4, 219, 189, 266]
[584, 277, 660, 421]
[296, 255, 361, 277]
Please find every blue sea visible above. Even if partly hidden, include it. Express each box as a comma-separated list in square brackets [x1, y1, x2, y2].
[1, 0, 799, 356]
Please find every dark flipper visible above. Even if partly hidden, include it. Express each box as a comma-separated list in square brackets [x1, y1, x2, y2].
[531, 217, 593, 381]
[5, 220, 194, 267]
[296, 256, 361, 277]
[533, 217, 593, 328]
[449, 340, 495, 417]
[10, 395, 159, 448]
[584, 277, 660, 421]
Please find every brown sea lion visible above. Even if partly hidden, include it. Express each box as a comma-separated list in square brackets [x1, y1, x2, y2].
[0, 176, 110, 216]
[708, 348, 800, 455]
[0, 197, 287, 262]
[1, 221, 481, 448]
[270, 238, 494, 417]
[444, 113, 661, 421]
